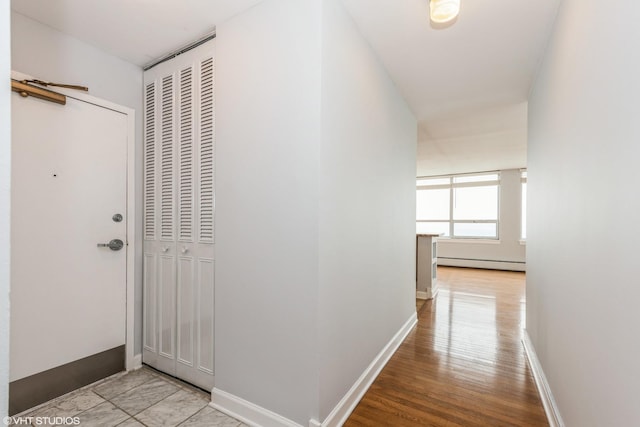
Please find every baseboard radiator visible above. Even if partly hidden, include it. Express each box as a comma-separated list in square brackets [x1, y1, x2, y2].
[438, 257, 526, 272]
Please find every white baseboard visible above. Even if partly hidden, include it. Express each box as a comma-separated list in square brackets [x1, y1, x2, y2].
[212, 312, 418, 427]
[211, 388, 303, 427]
[128, 354, 142, 370]
[312, 312, 418, 427]
[416, 288, 439, 300]
[522, 330, 565, 427]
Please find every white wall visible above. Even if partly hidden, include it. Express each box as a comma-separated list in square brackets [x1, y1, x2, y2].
[10, 13, 145, 354]
[11, 13, 143, 111]
[318, 0, 417, 420]
[215, 0, 416, 424]
[527, 0, 640, 425]
[437, 169, 526, 271]
[215, 1, 322, 424]
[0, 1, 11, 419]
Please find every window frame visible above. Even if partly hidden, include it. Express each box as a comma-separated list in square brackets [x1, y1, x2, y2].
[520, 169, 527, 241]
[416, 172, 501, 240]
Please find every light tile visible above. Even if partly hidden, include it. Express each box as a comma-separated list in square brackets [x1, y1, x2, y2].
[136, 389, 209, 427]
[179, 406, 242, 427]
[110, 378, 179, 416]
[93, 369, 156, 400]
[75, 402, 129, 427]
[31, 389, 105, 421]
[116, 418, 145, 427]
[146, 370, 205, 395]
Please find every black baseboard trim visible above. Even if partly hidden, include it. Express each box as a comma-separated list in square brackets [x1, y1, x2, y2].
[9, 345, 125, 415]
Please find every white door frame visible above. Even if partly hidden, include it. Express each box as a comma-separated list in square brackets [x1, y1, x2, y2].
[11, 70, 138, 371]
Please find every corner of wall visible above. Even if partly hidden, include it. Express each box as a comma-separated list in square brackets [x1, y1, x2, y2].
[522, 331, 565, 427]
[211, 388, 305, 427]
[0, 0, 11, 419]
[316, 313, 417, 427]
[0, 1, 11, 418]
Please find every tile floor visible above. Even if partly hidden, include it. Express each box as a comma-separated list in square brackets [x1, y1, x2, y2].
[11, 367, 245, 427]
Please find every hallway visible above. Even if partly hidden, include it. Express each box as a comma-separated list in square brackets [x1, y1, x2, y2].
[346, 267, 548, 426]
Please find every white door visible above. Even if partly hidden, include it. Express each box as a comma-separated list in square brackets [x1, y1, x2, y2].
[142, 40, 215, 391]
[10, 92, 127, 382]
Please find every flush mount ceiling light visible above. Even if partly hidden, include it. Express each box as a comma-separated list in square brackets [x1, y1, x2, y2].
[430, 0, 460, 24]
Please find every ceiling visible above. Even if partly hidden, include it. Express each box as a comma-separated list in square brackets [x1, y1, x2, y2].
[342, 0, 560, 176]
[416, 102, 527, 176]
[11, 0, 560, 176]
[10, 0, 264, 67]
[342, 0, 559, 121]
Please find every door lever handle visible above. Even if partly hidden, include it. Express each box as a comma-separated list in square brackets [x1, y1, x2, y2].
[97, 239, 124, 251]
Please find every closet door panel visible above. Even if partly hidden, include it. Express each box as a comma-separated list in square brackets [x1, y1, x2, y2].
[158, 254, 176, 360]
[177, 255, 195, 366]
[143, 253, 157, 353]
[197, 258, 214, 374]
[142, 78, 162, 368]
[190, 55, 215, 388]
[142, 41, 215, 391]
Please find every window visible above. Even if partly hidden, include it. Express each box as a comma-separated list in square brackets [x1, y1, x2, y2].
[521, 170, 527, 240]
[416, 172, 500, 239]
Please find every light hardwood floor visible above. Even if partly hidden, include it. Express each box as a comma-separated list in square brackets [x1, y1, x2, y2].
[346, 266, 548, 427]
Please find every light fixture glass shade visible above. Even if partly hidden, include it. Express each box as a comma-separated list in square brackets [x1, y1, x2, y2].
[430, 0, 460, 24]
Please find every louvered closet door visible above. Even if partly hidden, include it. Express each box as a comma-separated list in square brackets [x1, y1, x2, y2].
[142, 40, 215, 391]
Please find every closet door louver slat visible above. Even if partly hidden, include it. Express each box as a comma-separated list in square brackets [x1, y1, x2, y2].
[179, 67, 194, 242]
[144, 82, 156, 240]
[160, 75, 175, 241]
[199, 57, 214, 243]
